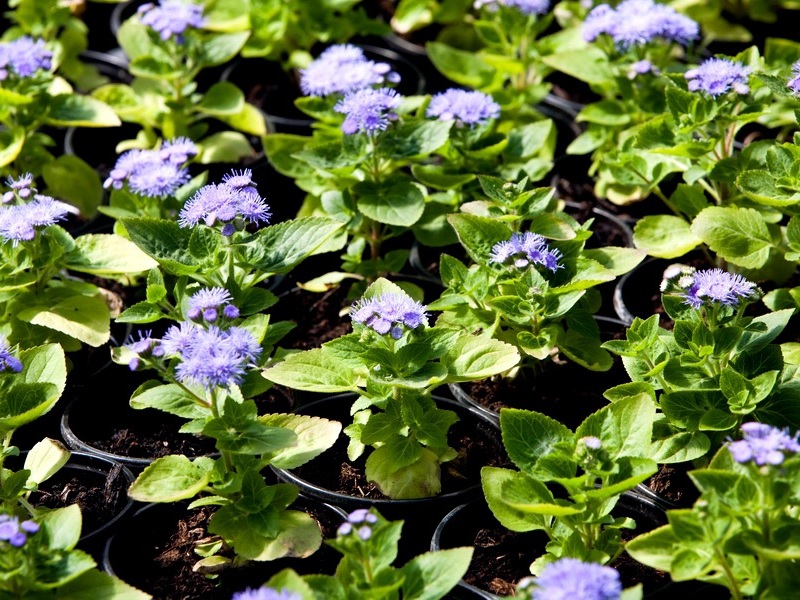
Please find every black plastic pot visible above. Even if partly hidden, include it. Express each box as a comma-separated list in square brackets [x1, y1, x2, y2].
[102, 495, 347, 600]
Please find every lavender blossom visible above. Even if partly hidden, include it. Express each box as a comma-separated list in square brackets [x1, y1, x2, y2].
[489, 232, 562, 271]
[138, 0, 206, 42]
[178, 176, 271, 232]
[337, 509, 379, 540]
[0, 338, 22, 373]
[160, 137, 199, 164]
[0, 195, 70, 244]
[351, 292, 428, 338]
[300, 44, 400, 97]
[427, 89, 501, 127]
[222, 169, 257, 193]
[685, 58, 751, 97]
[788, 60, 800, 95]
[187, 287, 239, 322]
[231, 588, 301, 600]
[474, 0, 550, 16]
[0, 515, 39, 548]
[104, 141, 193, 198]
[0, 36, 52, 80]
[628, 59, 659, 79]
[334, 88, 402, 135]
[680, 268, 757, 309]
[582, 0, 698, 48]
[517, 558, 622, 600]
[128, 162, 190, 198]
[728, 422, 800, 466]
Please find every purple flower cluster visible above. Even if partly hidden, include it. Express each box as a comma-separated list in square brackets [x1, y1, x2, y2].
[728, 422, 800, 466]
[583, 0, 699, 48]
[517, 558, 622, 600]
[187, 287, 240, 323]
[351, 291, 428, 339]
[128, 320, 261, 389]
[138, 0, 206, 42]
[787, 60, 800, 95]
[0, 175, 71, 245]
[685, 58, 751, 97]
[0, 515, 39, 548]
[178, 169, 270, 234]
[231, 589, 300, 600]
[104, 138, 197, 198]
[0, 338, 23, 373]
[489, 232, 563, 271]
[0, 36, 52, 80]
[335, 88, 402, 135]
[628, 59, 659, 79]
[427, 89, 501, 127]
[473, 0, 550, 16]
[300, 44, 400, 97]
[337, 509, 379, 541]
[680, 268, 756, 309]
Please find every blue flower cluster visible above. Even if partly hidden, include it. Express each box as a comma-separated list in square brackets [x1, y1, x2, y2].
[335, 87, 402, 135]
[350, 291, 428, 339]
[337, 508, 379, 540]
[473, 0, 550, 17]
[489, 232, 563, 272]
[788, 60, 800, 95]
[0, 514, 39, 548]
[0, 175, 71, 245]
[427, 89, 501, 127]
[685, 58, 751, 97]
[231, 588, 300, 600]
[178, 169, 270, 235]
[137, 0, 206, 42]
[0, 337, 23, 373]
[187, 287, 240, 323]
[729, 422, 800, 466]
[104, 138, 197, 198]
[583, 0, 699, 48]
[128, 320, 261, 389]
[300, 44, 400, 97]
[517, 558, 622, 600]
[0, 36, 52, 80]
[680, 268, 756, 309]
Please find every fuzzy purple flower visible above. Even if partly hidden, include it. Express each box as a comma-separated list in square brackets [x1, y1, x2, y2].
[160, 137, 199, 165]
[489, 232, 563, 271]
[787, 60, 800, 95]
[300, 44, 400, 97]
[517, 558, 622, 600]
[474, 0, 550, 16]
[685, 58, 751, 97]
[104, 141, 193, 198]
[138, 0, 206, 42]
[178, 177, 270, 233]
[0, 515, 39, 548]
[728, 422, 800, 466]
[351, 292, 428, 338]
[187, 287, 239, 322]
[335, 88, 402, 135]
[628, 59, 659, 79]
[0, 195, 70, 244]
[680, 268, 756, 309]
[0, 36, 52, 80]
[338, 509, 379, 540]
[231, 588, 300, 600]
[583, 0, 698, 48]
[222, 169, 257, 193]
[0, 338, 22, 373]
[3, 174, 34, 204]
[427, 89, 501, 127]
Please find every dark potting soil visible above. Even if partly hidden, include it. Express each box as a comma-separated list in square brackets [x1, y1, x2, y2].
[113, 501, 343, 600]
[645, 462, 699, 508]
[272, 285, 353, 351]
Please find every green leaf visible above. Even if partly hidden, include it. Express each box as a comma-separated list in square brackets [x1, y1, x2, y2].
[263, 349, 359, 393]
[633, 215, 701, 259]
[442, 336, 519, 381]
[243, 217, 343, 273]
[41, 155, 104, 218]
[578, 394, 656, 458]
[0, 127, 25, 168]
[448, 213, 512, 264]
[66, 234, 157, 275]
[0, 383, 60, 435]
[116, 302, 163, 324]
[541, 47, 613, 84]
[401, 547, 473, 600]
[17, 294, 110, 347]
[381, 120, 452, 159]
[129, 383, 209, 420]
[499, 408, 573, 477]
[258, 414, 342, 469]
[690, 206, 774, 269]
[197, 82, 245, 116]
[25, 438, 71, 485]
[426, 42, 496, 89]
[354, 178, 426, 227]
[365, 444, 439, 499]
[128, 455, 214, 502]
[197, 131, 253, 164]
[582, 247, 645, 276]
[481, 467, 554, 531]
[45, 95, 121, 127]
[121, 218, 199, 274]
[57, 569, 152, 600]
[199, 31, 249, 66]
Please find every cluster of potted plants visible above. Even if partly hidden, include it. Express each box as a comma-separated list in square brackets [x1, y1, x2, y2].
[3, 0, 800, 598]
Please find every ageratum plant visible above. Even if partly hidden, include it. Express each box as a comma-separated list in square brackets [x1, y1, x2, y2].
[93, 0, 265, 162]
[115, 292, 342, 569]
[432, 178, 643, 373]
[264, 278, 520, 499]
[603, 267, 800, 464]
[0, 175, 156, 350]
[627, 423, 800, 599]
[515, 557, 640, 599]
[482, 396, 658, 572]
[245, 508, 473, 599]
